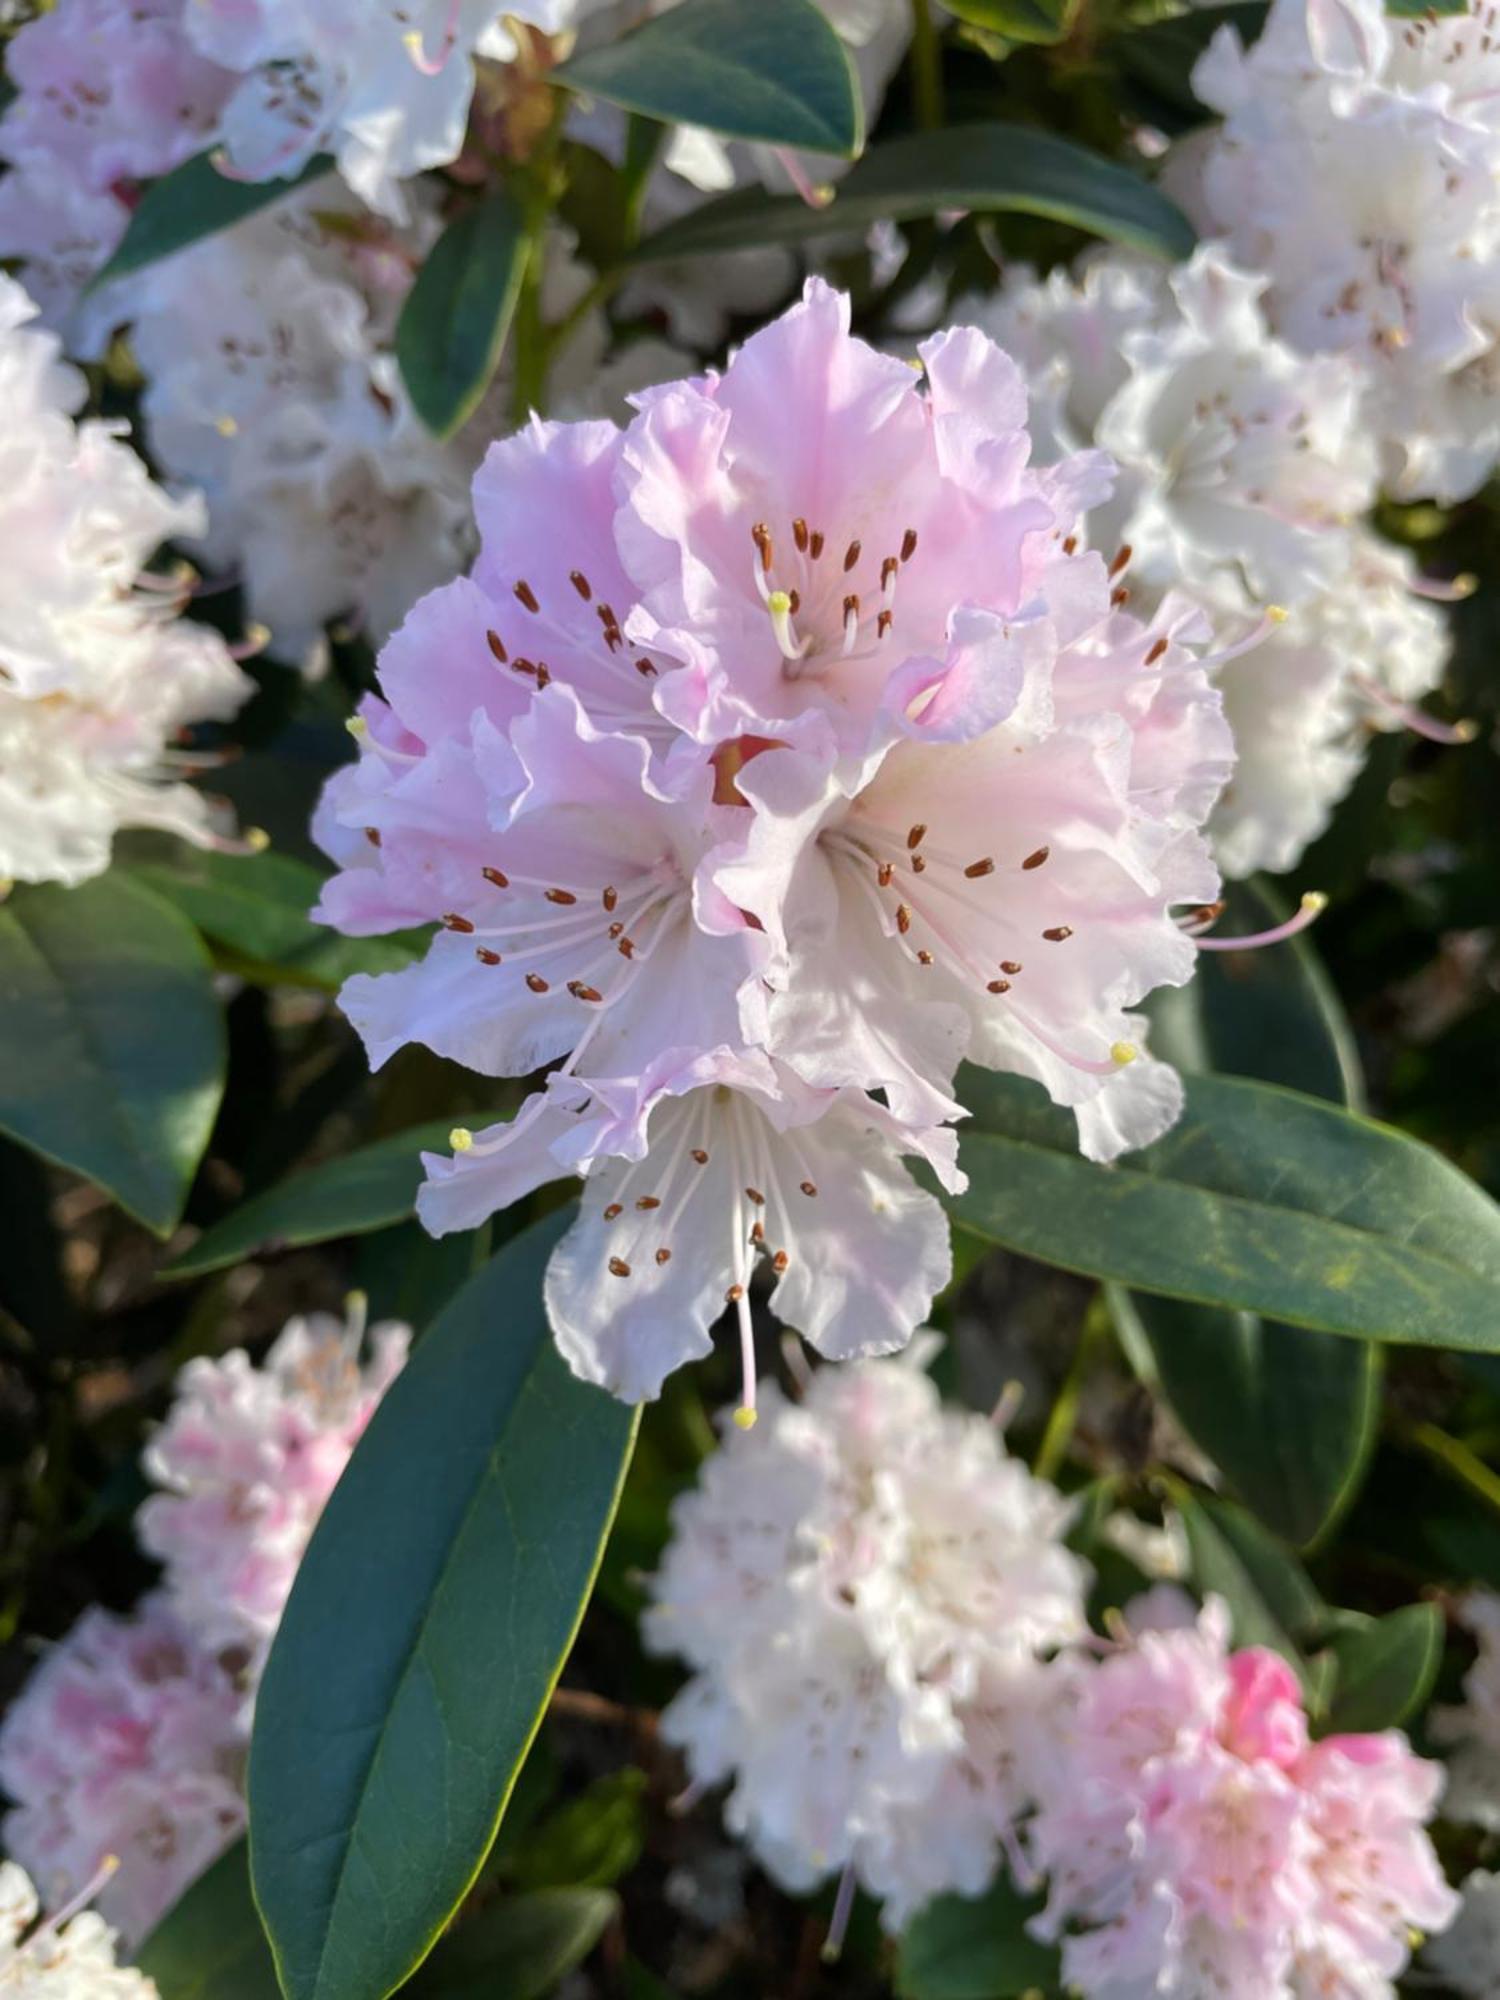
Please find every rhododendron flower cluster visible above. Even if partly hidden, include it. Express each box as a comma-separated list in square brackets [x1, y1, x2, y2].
[0, 1303, 407, 1945]
[0, 275, 249, 889]
[1178, 0, 1500, 503]
[314, 279, 1235, 1410]
[644, 1352, 1088, 1928]
[980, 242, 1456, 877]
[1026, 1598, 1459, 1996]
[0, 1861, 158, 2000]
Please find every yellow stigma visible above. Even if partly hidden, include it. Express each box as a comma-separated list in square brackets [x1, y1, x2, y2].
[244, 826, 271, 853]
[1454, 717, 1481, 742]
[1110, 1041, 1138, 1067]
[449, 1127, 474, 1153]
[215, 414, 238, 438]
[1454, 572, 1479, 597]
[1300, 891, 1329, 917]
[402, 28, 424, 55]
[345, 715, 368, 738]
[767, 589, 792, 616]
[1266, 604, 1289, 624]
[732, 1405, 758, 1431]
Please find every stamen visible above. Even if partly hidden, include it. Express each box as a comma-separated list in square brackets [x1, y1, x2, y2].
[656, 1248, 672, 1265]
[1193, 891, 1328, 952]
[604, 1203, 623, 1220]
[442, 912, 475, 933]
[800, 1180, 818, 1197]
[732, 1284, 757, 1430]
[1022, 847, 1050, 870]
[692, 1148, 709, 1165]
[1355, 675, 1478, 744]
[570, 570, 592, 600]
[482, 866, 509, 887]
[486, 628, 507, 664]
[1145, 637, 1169, 665]
[475, 947, 501, 965]
[900, 528, 918, 562]
[609, 1257, 631, 1278]
[988, 978, 1011, 993]
[1109, 543, 1133, 578]
[1062, 535, 1077, 555]
[526, 973, 550, 992]
[1043, 925, 1073, 942]
[793, 517, 810, 553]
[821, 1861, 859, 1963]
[1408, 570, 1476, 602]
[513, 580, 540, 613]
[568, 981, 603, 1002]
[841, 594, 860, 656]
[964, 857, 995, 879]
[636, 1195, 661, 1210]
[877, 609, 893, 639]
[767, 589, 809, 661]
[895, 904, 912, 935]
[843, 539, 862, 573]
[744, 1186, 766, 1205]
[752, 522, 774, 574]
[545, 888, 578, 905]
[1000, 960, 1022, 974]
[809, 530, 825, 560]
[877, 861, 894, 888]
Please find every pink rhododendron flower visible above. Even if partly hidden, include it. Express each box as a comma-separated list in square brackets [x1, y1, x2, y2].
[1027, 1599, 1460, 1997]
[315, 280, 1234, 1409]
[137, 1304, 410, 1674]
[0, 1601, 245, 1950]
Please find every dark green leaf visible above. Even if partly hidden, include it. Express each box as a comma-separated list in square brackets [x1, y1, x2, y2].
[163, 1121, 457, 1278]
[406, 1890, 616, 2000]
[1177, 1491, 1324, 1687]
[557, 0, 862, 158]
[0, 876, 224, 1235]
[396, 186, 528, 438]
[946, 0, 1077, 43]
[1323, 1604, 1443, 1733]
[1113, 4, 1266, 117]
[630, 123, 1195, 264]
[948, 1068, 1500, 1351]
[248, 1211, 639, 2000]
[508, 1771, 647, 1893]
[92, 150, 333, 289]
[137, 1844, 279, 2000]
[896, 1878, 1060, 2000]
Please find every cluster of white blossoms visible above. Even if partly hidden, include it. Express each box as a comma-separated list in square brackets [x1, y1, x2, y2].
[0, 1861, 158, 2000]
[0, 275, 250, 890]
[0, 1304, 407, 1945]
[980, 242, 1459, 878]
[1178, 0, 1500, 505]
[315, 278, 1237, 1413]
[645, 1351, 1089, 1931]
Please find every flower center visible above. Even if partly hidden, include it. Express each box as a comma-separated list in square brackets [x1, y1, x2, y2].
[749, 518, 918, 678]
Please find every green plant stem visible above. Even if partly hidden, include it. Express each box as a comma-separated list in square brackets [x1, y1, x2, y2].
[909, 0, 944, 129]
[1034, 1304, 1105, 1484]
[1407, 1419, 1500, 1519]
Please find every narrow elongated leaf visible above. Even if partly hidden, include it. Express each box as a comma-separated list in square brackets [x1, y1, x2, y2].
[1322, 1605, 1443, 1733]
[0, 876, 224, 1234]
[630, 123, 1196, 264]
[396, 186, 528, 438]
[138, 1844, 279, 2000]
[249, 1212, 639, 2000]
[949, 1068, 1500, 1350]
[93, 150, 332, 288]
[405, 1890, 617, 2000]
[557, 0, 862, 158]
[896, 1878, 1060, 1999]
[163, 1121, 457, 1278]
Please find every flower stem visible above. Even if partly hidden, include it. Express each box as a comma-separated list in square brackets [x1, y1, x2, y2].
[1406, 1419, 1500, 1519]
[1034, 1303, 1105, 1484]
[910, 0, 944, 129]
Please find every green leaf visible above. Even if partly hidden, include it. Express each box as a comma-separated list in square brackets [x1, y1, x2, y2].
[92, 150, 333, 288]
[406, 1890, 616, 2000]
[163, 1121, 457, 1279]
[1322, 1604, 1443, 1733]
[248, 1211, 639, 2000]
[946, 0, 1077, 43]
[557, 0, 862, 159]
[895, 1879, 1060, 2000]
[121, 842, 422, 991]
[508, 1771, 647, 1893]
[0, 876, 224, 1235]
[1113, 4, 1266, 117]
[948, 1068, 1500, 1351]
[1176, 1491, 1324, 1687]
[396, 186, 529, 439]
[630, 123, 1195, 264]
[138, 1844, 279, 2000]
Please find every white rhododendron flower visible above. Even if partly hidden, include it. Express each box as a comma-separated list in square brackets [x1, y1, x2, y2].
[1179, 0, 1500, 501]
[0, 1861, 158, 2000]
[0, 275, 250, 888]
[645, 1352, 1088, 1930]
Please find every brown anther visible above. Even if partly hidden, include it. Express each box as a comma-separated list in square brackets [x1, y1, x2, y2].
[1062, 535, 1078, 556]
[636, 1196, 661, 1210]
[1145, 637, 1169, 665]
[1109, 543, 1133, 578]
[602, 630, 622, 654]
[568, 981, 603, 1003]
[843, 593, 860, 625]
[1043, 926, 1074, 942]
[596, 602, 620, 632]
[917, 948, 934, 965]
[475, 947, 502, 966]
[569, 570, 592, 600]
[512, 656, 540, 680]
[608, 920, 625, 939]
[656, 1247, 672, 1265]
[618, 937, 635, 958]
[843, 538, 862, 573]
[364, 826, 382, 847]
[1111, 586, 1130, 608]
[988, 978, 1011, 994]
[602, 885, 618, 912]
[604, 1203, 623, 1220]
[1191, 900, 1226, 926]
[895, 904, 912, 935]
[691, 1148, 709, 1165]
[752, 521, 774, 573]
[1000, 960, 1022, 974]
[877, 609, 893, 639]
[1022, 846, 1050, 871]
[881, 556, 899, 588]
[964, 857, 995, 879]
[793, 516, 810, 553]
[535, 663, 551, 687]
[900, 528, 918, 562]
[514, 580, 540, 613]
[725, 1284, 745, 1303]
[745, 1187, 766, 1206]
[545, 887, 578, 905]
[809, 530, 825, 559]
[907, 823, 927, 850]
[788, 588, 801, 615]
[800, 1180, 818, 1197]
[482, 865, 509, 888]
[635, 656, 658, 677]
[609, 1257, 631, 1278]
[442, 912, 475, 933]
[486, 628, 507, 663]
[772, 1250, 789, 1274]
[911, 855, 927, 873]
[750, 1220, 765, 1246]
[526, 972, 550, 993]
[877, 861, 894, 888]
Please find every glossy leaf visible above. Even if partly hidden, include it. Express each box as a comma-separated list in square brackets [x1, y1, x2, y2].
[557, 0, 862, 158]
[947, 0, 1077, 41]
[0, 876, 224, 1235]
[1176, 1491, 1326, 1695]
[896, 1878, 1060, 1999]
[1113, 3, 1266, 116]
[405, 1890, 617, 2000]
[630, 123, 1196, 264]
[1322, 1604, 1443, 1733]
[163, 1121, 457, 1278]
[948, 1068, 1500, 1350]
[396, 186, 528, 438]
[138, 1844, 279, 2000]
[249, 1211, 639, 2000]
[93, 150, 332, 288]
